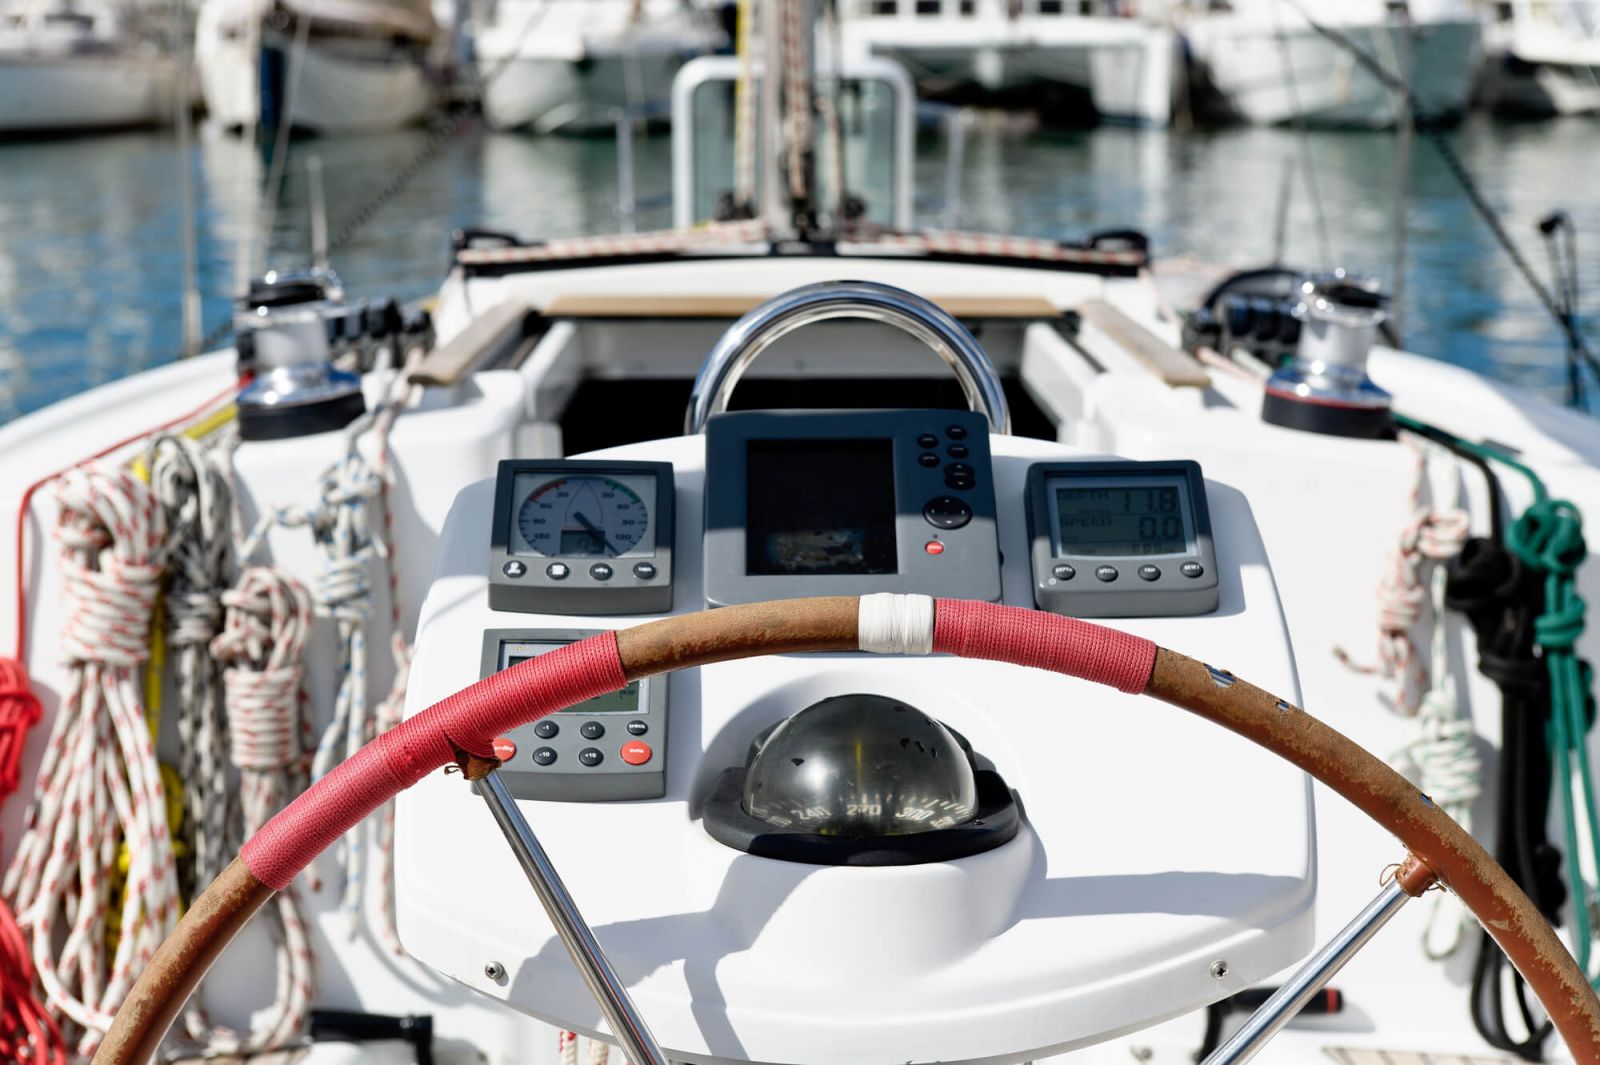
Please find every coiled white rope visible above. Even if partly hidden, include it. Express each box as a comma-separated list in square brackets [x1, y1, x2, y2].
[148, 434, 233, 896]
[2, 468, 175, 1056]
[1337, 434, 1481, 958]
[193, 567, 318, 1052]
[236, 351, 419, 949]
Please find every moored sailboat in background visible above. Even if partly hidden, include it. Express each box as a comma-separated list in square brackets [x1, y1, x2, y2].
[195, 0, 443, 135]
[0, 0, 180, 135]
[474, 0, 728, 134]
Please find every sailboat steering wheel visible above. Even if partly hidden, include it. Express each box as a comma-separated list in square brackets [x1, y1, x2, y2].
[93, 282, 1600, 1064]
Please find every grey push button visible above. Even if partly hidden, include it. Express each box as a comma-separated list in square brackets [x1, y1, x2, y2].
[1138, 564, 1161, 581]
[546, 562, 570, 580]
[578, 748, 604, 767]
[589, 562, 613, 581]
[1052, 563, 1076, 580]
[923, 495, 973, 530]
[1181, 561, 1206, 578]
[534, 720, 559, 739]
[632, 561, 657, 580]
[580, 721, 605, 740]
[532, 747, 557, 766]
[502, 560, 527, 578]
[627, 720, 648, 736]
[1095, 565, 1119, 582]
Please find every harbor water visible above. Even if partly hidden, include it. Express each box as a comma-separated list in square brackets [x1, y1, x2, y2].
[1, 116, 1597, 422]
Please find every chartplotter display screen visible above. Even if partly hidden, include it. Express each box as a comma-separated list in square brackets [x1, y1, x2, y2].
[745, 439, 899, 576]
[1051, 476, 1196, 558]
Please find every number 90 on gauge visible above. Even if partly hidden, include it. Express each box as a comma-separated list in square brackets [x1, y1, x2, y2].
[489, 460, 676, 616]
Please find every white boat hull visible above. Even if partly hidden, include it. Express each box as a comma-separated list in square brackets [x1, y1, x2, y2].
[1478, 24, 1600, 116]
[481, 47, 701, 133]
[845, 16, 1175, 124]
[1188, 17, 1481, 127]
[0, 52, 176, 133]
[196, 13, 435, 133]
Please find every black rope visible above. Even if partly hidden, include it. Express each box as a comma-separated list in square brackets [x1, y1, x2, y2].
[1279, 0, 1598, 387]
[1405, 420, 1560, 1060]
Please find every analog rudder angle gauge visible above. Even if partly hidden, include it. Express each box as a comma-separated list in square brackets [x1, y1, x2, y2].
[489, 460, 675, 615]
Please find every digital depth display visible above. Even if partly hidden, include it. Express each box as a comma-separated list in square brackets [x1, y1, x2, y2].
[1054, 478, 1192, 557]
[745, 439, 898, 576]
[506, 655, 642, 714]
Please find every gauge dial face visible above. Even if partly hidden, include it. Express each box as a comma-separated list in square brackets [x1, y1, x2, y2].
[514, 474, 652, 558]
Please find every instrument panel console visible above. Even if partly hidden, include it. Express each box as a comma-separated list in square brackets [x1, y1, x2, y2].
[479, 629, 668, 800]
[1026, 459, 1219, 617]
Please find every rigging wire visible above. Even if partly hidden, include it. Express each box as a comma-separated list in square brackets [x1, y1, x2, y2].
[1269, 0, 1332, 267]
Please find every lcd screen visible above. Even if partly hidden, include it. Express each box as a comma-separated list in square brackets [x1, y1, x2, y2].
[506, 653, 642, 714]
[1052, 476, 1194, 557]
[746, 439, 898, 575]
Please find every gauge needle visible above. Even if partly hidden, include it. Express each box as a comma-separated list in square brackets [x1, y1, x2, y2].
[573, 511, 621, 556]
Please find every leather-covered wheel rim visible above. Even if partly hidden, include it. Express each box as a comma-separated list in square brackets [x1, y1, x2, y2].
[92, 597, 1600, 1063]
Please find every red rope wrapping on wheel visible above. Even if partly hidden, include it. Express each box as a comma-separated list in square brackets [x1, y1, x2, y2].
[930, 599, 1157, 694]
[241, 633, 627, 891]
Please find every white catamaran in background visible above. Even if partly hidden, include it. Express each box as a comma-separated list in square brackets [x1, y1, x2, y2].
[837, 0, 1179, 126]
[475, 0, 728, 133]
[0, 0, 180, 134]
[1180, 0, 1483, 126]
[195, 0, 443, 134]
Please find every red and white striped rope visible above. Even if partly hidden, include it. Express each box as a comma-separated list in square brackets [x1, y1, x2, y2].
[1334, 433, 1471, 714]
[189, 566, 318, 1053]
[2, 468, 176, 1056]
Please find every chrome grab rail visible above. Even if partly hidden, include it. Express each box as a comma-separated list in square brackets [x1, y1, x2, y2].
[683, 280, 1012, 435]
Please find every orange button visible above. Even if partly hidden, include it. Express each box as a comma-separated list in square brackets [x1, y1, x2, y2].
[924, 540, 945, 555]
[492, 736, 517, 761]
[619, 740, 653, 766]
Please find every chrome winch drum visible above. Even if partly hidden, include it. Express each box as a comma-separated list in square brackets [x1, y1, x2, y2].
[1261, 271, 1394, 439]
[235, 268, 367, 441]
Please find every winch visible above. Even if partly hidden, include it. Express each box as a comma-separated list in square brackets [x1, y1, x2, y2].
[234, 268, 367, 441]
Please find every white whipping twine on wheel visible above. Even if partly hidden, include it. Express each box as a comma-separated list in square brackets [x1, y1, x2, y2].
[1337, 432, 1481, 959]
[858, 593, 935, 654]
[3, 469, 175, 1056]
[195, 567, 318, 1053]
[234, 350, 420, 950]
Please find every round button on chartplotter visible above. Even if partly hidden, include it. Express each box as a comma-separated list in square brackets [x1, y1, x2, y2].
[1138, 564, 1161, 581]
[1052, 563, 1076, 581]
[589, 562, 614, 581]
[627, 720, 648, 736]
[632, 561, 657, 580]
[620, 740, 653, 766]
[578, 748, 604, 767]
[502, 560, 526, 578]
[545, 562, 570, 580]
[532, 747, 557, 767]
[580, 721, 605, 740]
[918, 453, 940, 468]
[534, 720, 559, 739]
[1181, 561, 1206, 579]
[1095, 565, 1119, 583]
[923, 496, 973, 530]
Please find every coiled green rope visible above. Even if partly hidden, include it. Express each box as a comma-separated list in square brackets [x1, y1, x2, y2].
[1396, 412, 1600, 986]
